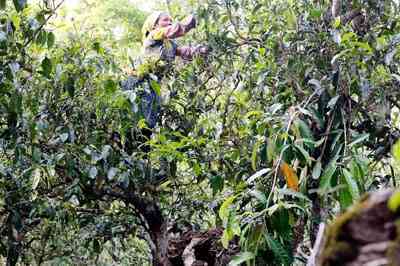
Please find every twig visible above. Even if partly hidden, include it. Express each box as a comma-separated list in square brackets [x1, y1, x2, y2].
[266, 108, 298, 206]
[307, 223, 326, 266]
[24, 0, 66, 47]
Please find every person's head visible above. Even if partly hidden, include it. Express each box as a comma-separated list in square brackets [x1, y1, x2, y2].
[142, 11, 171, 40]
[156, 13, 173, 28]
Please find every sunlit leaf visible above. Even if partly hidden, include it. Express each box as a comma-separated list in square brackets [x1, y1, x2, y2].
[392, 139, 400, 165]
[349, 133, 369, 147]
[150, 80, 161, 96]
[221, 228, 232, 249]
[247, 168, 271, 183]
[219, 195, 236, 222]
[228, 252, 255, 266]
[60, 133, 69, 143]
[342, 168, 360, 201]
[312, 160, 322, 179]
[250, 190, 267, 205]
[388, 191, 400, 212]
[31, 168, 41, 190]
[327, 95, 340, 109]
[89, 166, 98, 179]
[107, 168, 118, 181]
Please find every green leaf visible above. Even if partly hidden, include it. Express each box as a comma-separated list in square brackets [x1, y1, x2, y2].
[294, 144, 311, 165]
[266, 138, 276, 163]
[32, 168, 41, 190]
[327, 95, 340, 109]
[333, 17, 341, 28]
[252, 139, 262, 171]
[41, 57, 52, 78]
[339, 184, 352, 210]
[219, 195, 236, 222]
[11, 14, 21, 31]
[392, 139, 400, 165]
[104, 79, 117, 94]
[65, 76, 75, 97]
[297, 119, 314, 142]
[92, 42, 101, 52]
[32, 147, 41, 163]
[36, 31, 47, 46]
[150, 80, 161, 96]
[277, 189, 311, 202]
[247, 168, 271, 183]
[319, 161, 337, 190]
[107, 168, 118, 181]
[47, 32, 55, 48]
[210, 175, 224, 195]
[388, 191, 400, 212]
[12, 0, 27, 12]
[89, 166, 98, 179]
[228, 252, 255, 266]
[349, 133, 369, 147]
[309, 8, 322, 18]
[266, 234, 291, 265]
[312, 160, 322, 179]
[250, 190, 267, 205]
[93, 239, 101, 254]
[221, 228, 232, 249]
[60, 133, 69, 143]
[342, 168, 360, 201]
[0, 0, 6, 9]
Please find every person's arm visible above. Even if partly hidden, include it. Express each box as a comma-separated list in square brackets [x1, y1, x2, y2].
[149, 15, 196, 40]
[177, 45, 209, 60]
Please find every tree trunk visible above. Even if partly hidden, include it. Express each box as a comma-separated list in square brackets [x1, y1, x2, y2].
[151, 221, 171, 266]
[310, 189, 400, 266]
[126, 193, 171, 266]
[6, 213, 22, 266]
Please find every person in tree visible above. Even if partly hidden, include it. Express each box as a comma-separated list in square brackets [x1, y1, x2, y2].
[122, 11, 208, 129]
[120, 11, 208, 181]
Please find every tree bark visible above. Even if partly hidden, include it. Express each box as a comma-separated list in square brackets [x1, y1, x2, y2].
[310, 189, 400, 266]
[6, 213, 22, 266]
[126, 193, 171, 266]
[331, 0, 341, 18]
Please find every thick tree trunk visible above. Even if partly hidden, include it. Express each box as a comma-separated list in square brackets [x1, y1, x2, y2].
[331, 0, 341, 18]
[126, 193, 171, 266]
[151, 221, 171, 266]
[103, 187, 239, 265]
[309, 189, 400, 266]
[6, 214, 22, 266]
[168, 228, 239, 266]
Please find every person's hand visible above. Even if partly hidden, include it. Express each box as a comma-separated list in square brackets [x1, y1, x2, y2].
[123, 67, 136, 76]
[195, 45, 210, 57]
[181, 15, 196, 32]
[198, 45, 210, 55]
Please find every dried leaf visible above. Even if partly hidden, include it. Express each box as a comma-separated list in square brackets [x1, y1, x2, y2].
[280, 161, 299, 191]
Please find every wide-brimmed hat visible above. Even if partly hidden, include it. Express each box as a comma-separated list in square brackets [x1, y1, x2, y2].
[142, 11, 169, 40]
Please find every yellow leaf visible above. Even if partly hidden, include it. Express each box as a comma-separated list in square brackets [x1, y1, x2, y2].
[392, 139, 400, 165]
[280, 161, 299, 191]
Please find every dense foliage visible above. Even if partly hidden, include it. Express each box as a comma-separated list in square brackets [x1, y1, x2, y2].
[0, 0, 399, 265]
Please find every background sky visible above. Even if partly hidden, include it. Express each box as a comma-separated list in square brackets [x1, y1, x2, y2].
[64, 0, 157, 12]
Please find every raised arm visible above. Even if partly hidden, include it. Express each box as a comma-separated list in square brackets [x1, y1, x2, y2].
[149, 15, 197, 40]
[177, 45, 209, 60]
